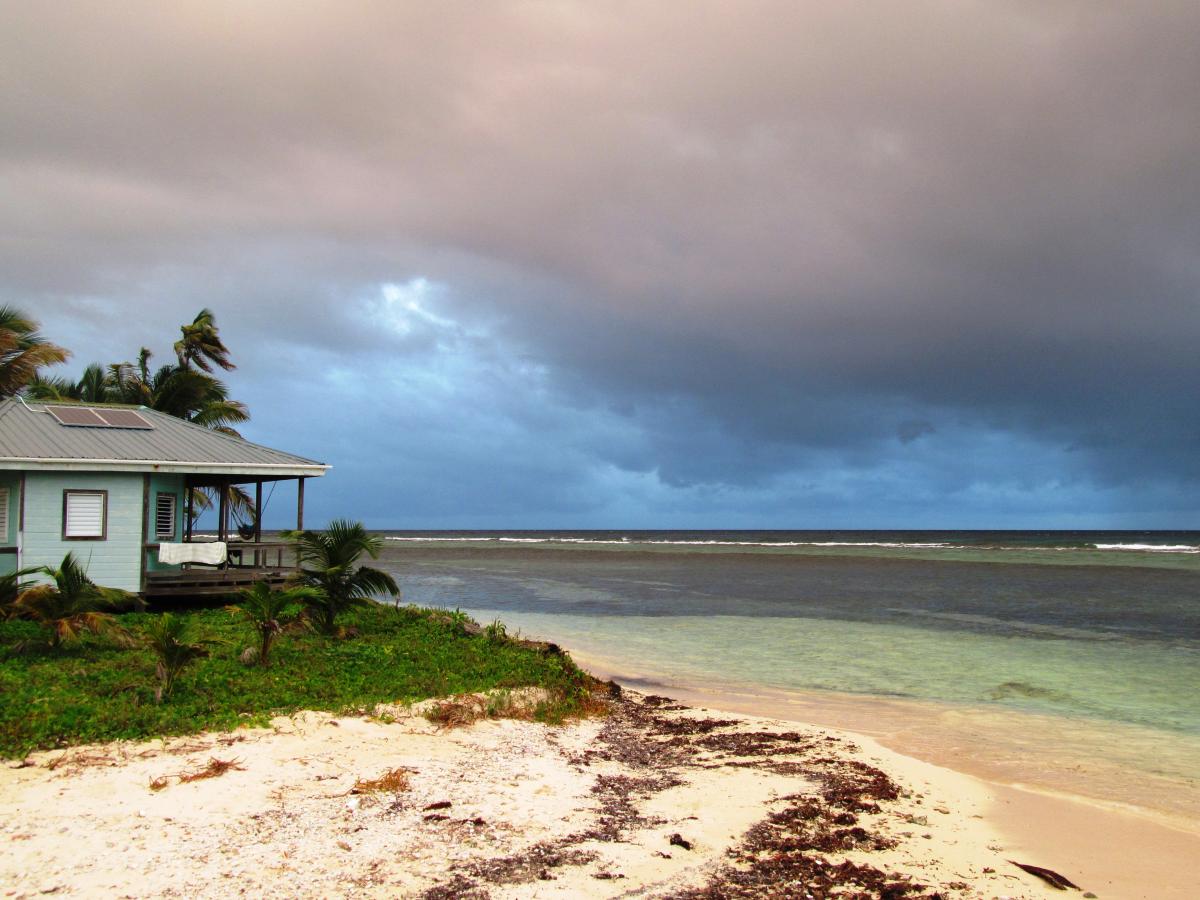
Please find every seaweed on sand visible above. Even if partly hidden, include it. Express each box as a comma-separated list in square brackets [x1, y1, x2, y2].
[422, 694, 944, 899]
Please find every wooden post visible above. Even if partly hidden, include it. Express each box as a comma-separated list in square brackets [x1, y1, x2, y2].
[17, 473, 24, 571]
[218, 481, 229, 543]
[185, 482, 194, 542]
[139, 474, 150, 593]
[296, 477, 305, 532]
[254, 480, 263, 566]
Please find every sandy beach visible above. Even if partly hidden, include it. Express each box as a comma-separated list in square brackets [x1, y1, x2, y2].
[0, 686, 1153, 900]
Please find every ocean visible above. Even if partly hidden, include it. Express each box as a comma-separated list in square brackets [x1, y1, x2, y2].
[374, 530, 1200, 822]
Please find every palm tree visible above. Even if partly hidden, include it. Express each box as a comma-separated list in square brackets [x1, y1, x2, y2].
[11, 553, 133, 649]
[143, 613, 207, 701]
[286, 520, 399, 635]
[228, 582, 318, 666]
[0, 307, 70, 398]
[175, 308, 235, 373]
[145, 363, 249, 436]
[26, 363, 112, 403]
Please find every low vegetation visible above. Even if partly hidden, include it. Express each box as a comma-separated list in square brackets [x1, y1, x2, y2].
[0, 602, 601, 759]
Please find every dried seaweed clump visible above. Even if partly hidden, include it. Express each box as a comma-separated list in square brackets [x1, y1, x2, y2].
[352, 767, 412, 794]
[424, 696, 486, 728]
[150, 756, 245, 791]
[460, 843, 598, 887]
[665, 757, 936, 899]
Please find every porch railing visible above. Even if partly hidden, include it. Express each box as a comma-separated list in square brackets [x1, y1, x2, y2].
[144, 540, 296, 571]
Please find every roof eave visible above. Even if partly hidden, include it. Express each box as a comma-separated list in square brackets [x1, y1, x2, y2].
[0, 458, 330, 478]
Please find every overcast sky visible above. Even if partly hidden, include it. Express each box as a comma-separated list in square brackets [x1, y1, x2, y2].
[4, 2, 1199, 529]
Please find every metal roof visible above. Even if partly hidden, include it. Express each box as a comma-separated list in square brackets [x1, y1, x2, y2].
[0, 399, 329, 479]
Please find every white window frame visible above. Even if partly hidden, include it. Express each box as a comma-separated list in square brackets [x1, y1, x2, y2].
[155, 492, 177, 541]
[63, 490, 107, 540]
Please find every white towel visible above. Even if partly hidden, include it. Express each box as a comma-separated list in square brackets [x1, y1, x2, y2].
[158, 541, 228, 566]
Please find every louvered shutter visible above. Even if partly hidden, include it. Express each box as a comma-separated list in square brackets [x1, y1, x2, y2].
[155, 493, 176, 540]
[0, 487, 8, 542]
[64, 491, 106, 538]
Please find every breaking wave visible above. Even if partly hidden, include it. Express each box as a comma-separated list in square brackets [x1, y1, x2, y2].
[383, 534, 1200, 555]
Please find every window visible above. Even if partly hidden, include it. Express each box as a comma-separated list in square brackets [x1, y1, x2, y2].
[155, 492, 177, 541]
[63, 490, 107, 540]
[0, 486, 8, 543]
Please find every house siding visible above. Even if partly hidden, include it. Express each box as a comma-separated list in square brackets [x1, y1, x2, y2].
[146, 473, 185, 573]
[22, 471, 145, 592]
[0, 472, 19, 576]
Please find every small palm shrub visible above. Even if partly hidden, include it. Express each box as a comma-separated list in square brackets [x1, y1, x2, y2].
[228, 582, 317, 667]
[0, 566, 39, 620]
[285, 519, 399, 635]
[11, 553, 134, 648]
[144, 613, 207, 702]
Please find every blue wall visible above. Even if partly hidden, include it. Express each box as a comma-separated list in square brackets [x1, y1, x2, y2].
[22, 471, 147, 591]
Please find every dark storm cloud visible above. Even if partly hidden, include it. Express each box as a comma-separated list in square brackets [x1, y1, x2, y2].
[3, 1, 1199, 525]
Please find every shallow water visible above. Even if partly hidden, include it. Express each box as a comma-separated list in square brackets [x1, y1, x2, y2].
[377, 531, 1200, 819]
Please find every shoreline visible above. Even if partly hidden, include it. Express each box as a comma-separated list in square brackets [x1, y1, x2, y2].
[3, 687, 1195, 896]
[444, 605, 1200, 824]
[569, 650, 1200, 899]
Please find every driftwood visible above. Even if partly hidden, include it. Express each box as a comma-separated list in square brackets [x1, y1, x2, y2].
[1009, 860, 1081, 890]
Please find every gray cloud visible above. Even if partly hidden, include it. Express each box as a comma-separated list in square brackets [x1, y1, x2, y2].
[5, 1, 1200, 525]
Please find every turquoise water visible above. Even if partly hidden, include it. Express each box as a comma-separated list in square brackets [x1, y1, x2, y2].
[446, 611, 1199, 735]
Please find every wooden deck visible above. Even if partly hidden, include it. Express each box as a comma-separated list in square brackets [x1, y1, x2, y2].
[143, 567, 295, 598]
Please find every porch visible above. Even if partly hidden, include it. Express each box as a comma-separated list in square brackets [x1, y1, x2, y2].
[141, 470, 312, 598]
[143, 540, 296, 598]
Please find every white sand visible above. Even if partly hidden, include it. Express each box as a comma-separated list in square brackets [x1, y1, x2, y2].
[0, 693, 1071, 899]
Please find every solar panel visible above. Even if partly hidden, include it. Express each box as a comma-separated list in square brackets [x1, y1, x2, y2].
[47, 406, 108, 426]
[97, 408, 153, 429]
[46, 405, 154, 429]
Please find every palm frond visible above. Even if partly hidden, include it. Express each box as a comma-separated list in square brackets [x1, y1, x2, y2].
[285, 521, 397, 634]
[175, 308, 236, 373]
[0, 306, 70, 398]
[11, 553, 127, 647]
[144, 613, 208, 700]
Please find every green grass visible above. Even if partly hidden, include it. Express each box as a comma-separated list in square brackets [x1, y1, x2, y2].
[0, 603, 597, 758]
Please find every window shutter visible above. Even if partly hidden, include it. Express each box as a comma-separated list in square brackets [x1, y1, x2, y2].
[64, 491, 106, 538]
[155, 493, 176, 540]
[0, 486, 8, 542]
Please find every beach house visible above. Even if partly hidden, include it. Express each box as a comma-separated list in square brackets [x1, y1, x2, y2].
[0, 398, 328, 597]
